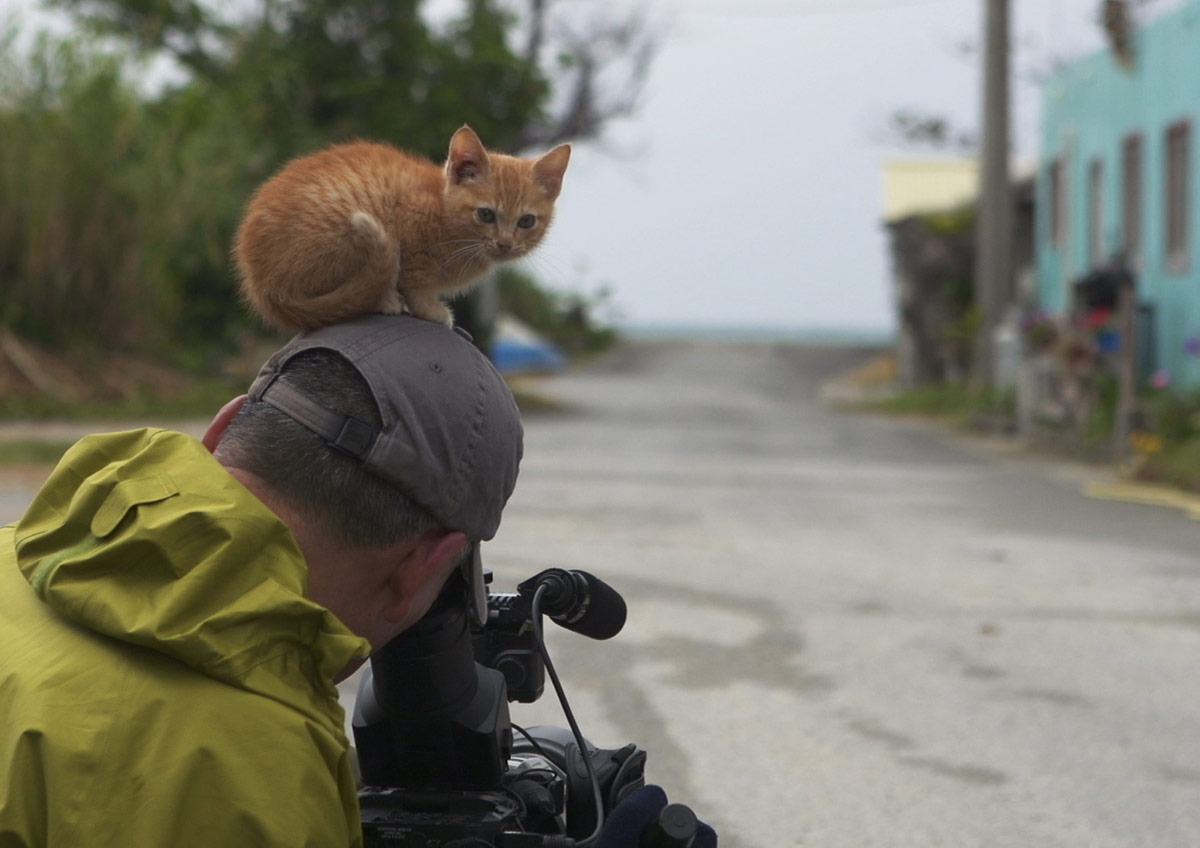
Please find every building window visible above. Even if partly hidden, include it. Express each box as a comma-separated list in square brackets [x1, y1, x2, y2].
[1121, 133, 1143, 269]
[1048, 158, 1067, 249]
[1165, 120, 1191, 271]
[1087, 157, 1104, 267]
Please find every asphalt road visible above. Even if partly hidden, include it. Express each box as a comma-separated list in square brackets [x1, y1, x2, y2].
[475, 341, 1200, 848]
[4, 339, 1200, 847]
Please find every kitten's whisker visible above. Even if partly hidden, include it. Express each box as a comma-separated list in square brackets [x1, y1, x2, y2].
[442, 244, 487, 269]
[440, 243, 491, 283]
[441, 242, 482, 259]
[520, 253, 568, 284]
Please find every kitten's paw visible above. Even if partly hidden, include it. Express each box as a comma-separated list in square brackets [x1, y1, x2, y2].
[403, 292, 453, 327]
[429, 304, 454, 327]
[379, 287, 408, 315]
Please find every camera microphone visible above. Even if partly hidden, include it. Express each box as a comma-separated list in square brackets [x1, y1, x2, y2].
[520, 568, 627, 641]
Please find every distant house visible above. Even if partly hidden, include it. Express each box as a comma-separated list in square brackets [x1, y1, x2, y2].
[882, 159, 1034, 387]
[882, 159, 979, 386]
[1037, 0, 1200, 389]
[882, 159, 980, 222]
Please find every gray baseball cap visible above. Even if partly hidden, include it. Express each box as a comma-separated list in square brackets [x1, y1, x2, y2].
[246, 313, 523, 541]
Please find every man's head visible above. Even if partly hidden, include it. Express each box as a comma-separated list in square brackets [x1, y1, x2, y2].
[205, 315, 523, 651]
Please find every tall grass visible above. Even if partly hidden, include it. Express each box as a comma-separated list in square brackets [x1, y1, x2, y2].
[0, 27, 261, 364]
[1, 35, 171, 352]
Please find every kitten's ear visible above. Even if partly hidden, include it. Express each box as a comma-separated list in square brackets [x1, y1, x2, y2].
[531, 144, 571, 200]
[447, 125, 491, 184]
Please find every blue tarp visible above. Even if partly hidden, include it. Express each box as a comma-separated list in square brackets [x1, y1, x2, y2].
[488, 316, 566, 374]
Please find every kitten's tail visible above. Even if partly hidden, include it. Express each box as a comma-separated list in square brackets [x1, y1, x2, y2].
[237, 210, 401, 332]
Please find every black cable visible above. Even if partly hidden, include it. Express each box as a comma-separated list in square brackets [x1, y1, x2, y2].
[513, 722, 555, 762]
[532, 583, 606, 848]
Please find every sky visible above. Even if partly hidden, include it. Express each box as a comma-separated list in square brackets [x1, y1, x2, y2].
[1, 0, 1185, 333]
[530, 0, 1182, 333]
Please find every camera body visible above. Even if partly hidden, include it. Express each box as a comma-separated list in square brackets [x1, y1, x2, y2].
[352, 563, 644, 847]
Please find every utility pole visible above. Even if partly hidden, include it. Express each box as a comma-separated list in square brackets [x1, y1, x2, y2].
[973, 0, 1012, 388]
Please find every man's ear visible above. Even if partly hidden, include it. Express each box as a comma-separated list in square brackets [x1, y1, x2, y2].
[203, 395, 248, 452]
[383, 530, 469, 626]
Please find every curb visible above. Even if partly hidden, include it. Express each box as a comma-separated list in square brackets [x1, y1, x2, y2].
[1083, 479, 1200, 521]
[820, 356, 1200, 523]
[817, 352, 900, 408]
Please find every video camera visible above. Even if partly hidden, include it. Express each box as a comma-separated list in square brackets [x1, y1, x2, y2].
[352, 547, 691, 847]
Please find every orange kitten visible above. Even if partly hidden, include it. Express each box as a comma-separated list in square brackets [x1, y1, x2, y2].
[234, 125, 570, 330]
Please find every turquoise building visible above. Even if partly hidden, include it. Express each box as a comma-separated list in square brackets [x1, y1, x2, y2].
[1037, 0, 1200, 388]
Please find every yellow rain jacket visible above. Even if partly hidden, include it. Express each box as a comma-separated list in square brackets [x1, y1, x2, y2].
[0, 429, 373, 847]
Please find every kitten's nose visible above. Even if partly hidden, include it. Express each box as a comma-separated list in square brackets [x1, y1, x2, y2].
[495, 241, 514, 255]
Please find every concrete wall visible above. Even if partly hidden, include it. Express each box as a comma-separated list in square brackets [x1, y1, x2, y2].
[1038, 0, 1200, 388]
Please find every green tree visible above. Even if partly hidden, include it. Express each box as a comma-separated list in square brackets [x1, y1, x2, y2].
[1, 0, 655, 359]
[49, 0, 657, 158]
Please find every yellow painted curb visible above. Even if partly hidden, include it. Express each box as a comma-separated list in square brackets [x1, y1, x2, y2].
[1083, 480, 1200, 521]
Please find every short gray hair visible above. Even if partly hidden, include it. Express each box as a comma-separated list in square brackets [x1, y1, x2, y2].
[214, 349, 438, 548]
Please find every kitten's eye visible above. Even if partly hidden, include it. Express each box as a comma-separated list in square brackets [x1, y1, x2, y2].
[476, 207, 496, 224]
[517, 214, 537, 229]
